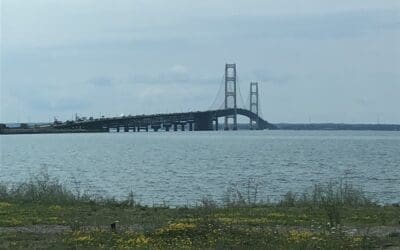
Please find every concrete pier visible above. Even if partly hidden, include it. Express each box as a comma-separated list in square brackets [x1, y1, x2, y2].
[164, 124, 171, 131]
[151, 125, 161, 132]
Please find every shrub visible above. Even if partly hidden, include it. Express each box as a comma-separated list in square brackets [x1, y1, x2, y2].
[280, 180, 373, 227]
[0, 171, 76, 204]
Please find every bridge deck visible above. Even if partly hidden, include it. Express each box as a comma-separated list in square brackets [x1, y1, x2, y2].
[54, 108, 276, 131]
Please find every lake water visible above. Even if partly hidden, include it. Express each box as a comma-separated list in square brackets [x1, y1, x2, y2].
[1, 130, 399, 205]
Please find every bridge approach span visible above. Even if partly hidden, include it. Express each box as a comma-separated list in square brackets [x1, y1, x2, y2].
[54, 108, 276, 132]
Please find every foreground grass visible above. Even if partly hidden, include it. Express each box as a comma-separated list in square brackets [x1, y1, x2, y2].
[0, 174, 399, 249]
[1, 202, 400, 248]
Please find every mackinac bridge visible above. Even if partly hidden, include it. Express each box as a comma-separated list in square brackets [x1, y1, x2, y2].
[54, 63, 276, 132]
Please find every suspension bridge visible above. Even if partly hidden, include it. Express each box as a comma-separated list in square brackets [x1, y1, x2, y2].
[54, 64, 276, 132]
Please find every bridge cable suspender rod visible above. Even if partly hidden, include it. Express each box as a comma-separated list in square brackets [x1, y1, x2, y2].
[235, 74, 247, 110]
[208, 74, 226, 111]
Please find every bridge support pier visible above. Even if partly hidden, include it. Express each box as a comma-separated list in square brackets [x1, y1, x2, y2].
[151, 125, 161, 132]
[116, 127, 120, 133]
[224, 123, 229, 131]
[164, 124, 171, 131]
[181, 123, 185, 131]
[194, 112, 213, 131]
[215, 118, 219, 131]
[188, 122, 193, 131]
[124, 126, 129, 133]
[173, 123, 178, 131]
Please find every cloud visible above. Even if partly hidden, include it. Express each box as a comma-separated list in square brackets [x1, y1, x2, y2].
[3, 1, 398, 51]
[170, 64, 188, 74]
[355, 97, 372, 106]
[87, 77, 114, 87]
[127, 71, 218, 86]
[1, 1, 399, 123]
[251, 70, 292, 85]
[30, 98, 90, 112]
[190, 9, 400, 42]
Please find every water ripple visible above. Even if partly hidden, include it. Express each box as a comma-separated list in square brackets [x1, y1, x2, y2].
[1, 130, 399, 205]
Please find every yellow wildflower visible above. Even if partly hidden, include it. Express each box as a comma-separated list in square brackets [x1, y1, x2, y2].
[157, 222, 196, 234]
[288, 230, 313, 243]
[76, 235, 91, 243]
[0, 202, 12, 209]
[49, 205, 62, 211]
[268, 212, 285, 218]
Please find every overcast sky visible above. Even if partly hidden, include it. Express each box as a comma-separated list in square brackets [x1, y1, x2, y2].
[1, 0, 399, 123]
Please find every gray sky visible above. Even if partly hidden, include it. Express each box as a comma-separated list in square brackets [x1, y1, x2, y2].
[1, 0, 400, 123]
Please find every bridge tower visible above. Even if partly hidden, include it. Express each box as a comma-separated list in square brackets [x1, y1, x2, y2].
[249, 82, 259, 129]
[224, 63, 238, 130]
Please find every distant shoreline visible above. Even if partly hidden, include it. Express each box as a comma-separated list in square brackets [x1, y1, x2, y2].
[274, 123, 400, 131]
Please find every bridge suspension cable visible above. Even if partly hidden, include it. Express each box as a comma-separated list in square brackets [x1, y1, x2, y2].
[208, 74, 226, 110]
[208, 64, 266, 122]
[244, 90, 250, 111]
[257, 84, 264, 119]
[235, 74, 247, 110]
[208, 72, 248, 111]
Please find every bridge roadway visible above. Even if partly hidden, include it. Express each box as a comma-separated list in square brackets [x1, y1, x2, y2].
[54, 108, 276, 132]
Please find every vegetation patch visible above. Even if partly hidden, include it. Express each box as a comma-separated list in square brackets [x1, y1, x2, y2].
[0, 173, 399, 248]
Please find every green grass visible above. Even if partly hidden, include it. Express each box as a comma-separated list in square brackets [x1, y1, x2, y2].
[0, 173, 399, 248]
[0, 232, 65, 249]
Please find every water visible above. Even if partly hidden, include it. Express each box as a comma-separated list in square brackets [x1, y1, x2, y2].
[1, 130, 399, 205]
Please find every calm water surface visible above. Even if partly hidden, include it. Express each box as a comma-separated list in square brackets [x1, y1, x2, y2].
[1, 130, 399, 205]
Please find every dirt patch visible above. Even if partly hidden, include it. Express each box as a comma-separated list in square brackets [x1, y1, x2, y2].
[1, 224, 399, 238]
[0, 225, 70, 234]
[342, 226, 400, 237]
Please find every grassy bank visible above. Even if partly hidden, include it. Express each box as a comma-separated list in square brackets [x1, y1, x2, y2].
[0, 173, 399, 249]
